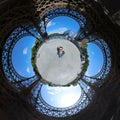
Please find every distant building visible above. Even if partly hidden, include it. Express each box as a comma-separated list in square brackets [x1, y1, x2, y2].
[63, 30, 76, 40]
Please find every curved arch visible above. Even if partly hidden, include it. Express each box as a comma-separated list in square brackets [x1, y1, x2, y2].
[2, 25, 40, 89]
[31, 81, 93, 117]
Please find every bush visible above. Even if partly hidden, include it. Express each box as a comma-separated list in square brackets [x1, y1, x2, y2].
[31, 39, 41, 72]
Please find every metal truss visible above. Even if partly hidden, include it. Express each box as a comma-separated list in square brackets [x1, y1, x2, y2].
[33, 0, 106, 38]
[2, 24, 41, 90]
[85, 37, 111, 79]
[29, 35, 94, 117]
[79, 37, 111, 88]
[42, 8, 86, 27]
[0, 0, 112, 117]
[31, 81, 92, 118]
[1, 24, 111, 117]
[38, 8, 87, 39]
[2, 26, 94, 117]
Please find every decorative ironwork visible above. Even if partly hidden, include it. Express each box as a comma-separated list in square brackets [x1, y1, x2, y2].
[33, 0, 103, 32]
[2, 24, 41, 90]
[42, 8, 86, 28]
[39, 8, 89, 40]
[31, 81, 92, 118]
[84, 37, 111, 79]
[0, 1, 112, 117]
[1, 22, 111, 117]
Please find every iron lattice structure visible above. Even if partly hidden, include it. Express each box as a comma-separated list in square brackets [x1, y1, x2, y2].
[0, 0, 120, 120]
[1, 8, 111, 118]
[31, 81, 92, 117]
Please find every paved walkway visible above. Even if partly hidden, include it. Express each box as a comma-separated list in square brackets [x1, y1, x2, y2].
[36, 38, 82, 85]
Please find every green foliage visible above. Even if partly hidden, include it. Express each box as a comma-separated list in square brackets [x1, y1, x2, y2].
[48, 33, 62, 37]
[81, 43, 89, 76]
[31, 39, 41, 71]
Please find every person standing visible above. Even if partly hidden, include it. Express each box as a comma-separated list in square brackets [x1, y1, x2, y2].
[57, 46, 65, 58]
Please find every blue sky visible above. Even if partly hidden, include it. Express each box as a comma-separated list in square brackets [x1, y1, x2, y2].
[47, 16, 79, 34]
[86, 43, 103, 76]
[12, 36, 35, 77]
[12, 16, 103, 107]
[41, 84, 81, 108]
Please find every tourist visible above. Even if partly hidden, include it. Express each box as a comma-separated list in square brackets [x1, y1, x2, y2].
[57, 46, 65, 58]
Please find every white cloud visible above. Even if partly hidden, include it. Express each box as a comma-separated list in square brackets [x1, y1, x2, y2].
[49, 27, 68, 34]
[23, 47, 28, 55]
[48, 91, 56, 95]
[46, 85, 62, 95]
[58, 27, 68, 33]
[97, 69, 101, 73]
[85, 70, 90, 76]
[25, 61, 29, 64]
[47, 21, 56, 28]
[91, 51, 95, 55]
[26, 67, 30, 73]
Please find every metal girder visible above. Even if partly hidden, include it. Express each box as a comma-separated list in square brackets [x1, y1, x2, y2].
[1, 24, 111, 118]
[90, 39, 111, 79]
[30, 82, 91, 118]
[42, 8, 86, 28]
[0, 5, 34, 44]
[79, 37, 111, 79]
[0, 0, 112, 118]
[33, 0, 106, 34]
[2, 25, 40, 90]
